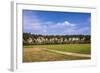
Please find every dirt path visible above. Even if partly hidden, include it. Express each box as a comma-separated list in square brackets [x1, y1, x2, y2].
[41, 48, 91, 58]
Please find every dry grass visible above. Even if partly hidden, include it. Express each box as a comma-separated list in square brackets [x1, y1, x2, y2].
[23, 47, 90, 62]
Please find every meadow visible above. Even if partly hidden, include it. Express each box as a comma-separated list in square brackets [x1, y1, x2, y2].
[23, 44, 91, 62]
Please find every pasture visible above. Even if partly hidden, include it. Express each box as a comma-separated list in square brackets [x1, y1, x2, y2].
[23, 44, 91, 62]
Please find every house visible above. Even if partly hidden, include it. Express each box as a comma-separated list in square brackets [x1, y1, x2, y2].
[72, 37, 79, 41]
[27, 37, 33, 44]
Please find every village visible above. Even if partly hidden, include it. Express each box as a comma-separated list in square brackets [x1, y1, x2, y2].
[23, 33, 90, 45]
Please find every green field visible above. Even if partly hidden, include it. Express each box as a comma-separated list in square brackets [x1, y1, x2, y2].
[23, 44, 91, 62]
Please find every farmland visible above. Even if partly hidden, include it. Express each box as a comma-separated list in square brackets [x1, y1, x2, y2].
[23, 44, 91, 62]
[23, 10, 91, 63]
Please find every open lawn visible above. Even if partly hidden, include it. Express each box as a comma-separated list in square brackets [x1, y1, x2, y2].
[23, 44, 91, 62]
[24, 44, 91, 54]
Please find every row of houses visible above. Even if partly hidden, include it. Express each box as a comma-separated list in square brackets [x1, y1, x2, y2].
[23, 36, 90, 45]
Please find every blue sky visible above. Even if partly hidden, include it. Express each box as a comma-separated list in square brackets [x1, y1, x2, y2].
[23, 10, 91, 35]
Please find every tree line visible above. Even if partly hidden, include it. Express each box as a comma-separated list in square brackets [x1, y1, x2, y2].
[23, 32, 91, 45]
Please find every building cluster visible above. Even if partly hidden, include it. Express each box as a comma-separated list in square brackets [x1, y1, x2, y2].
[23, 35, 90, 45]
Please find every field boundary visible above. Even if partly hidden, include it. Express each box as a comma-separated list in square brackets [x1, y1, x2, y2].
[42, 48, 91, 58]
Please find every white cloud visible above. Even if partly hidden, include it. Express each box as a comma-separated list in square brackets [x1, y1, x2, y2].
[49, 21, 75, 29]
[62, 21, 75, 26]
[24, 19, 90, 35]
[24, 20, 76, 34]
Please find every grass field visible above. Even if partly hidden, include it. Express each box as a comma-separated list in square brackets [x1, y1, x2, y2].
[23, 44, 91, 62]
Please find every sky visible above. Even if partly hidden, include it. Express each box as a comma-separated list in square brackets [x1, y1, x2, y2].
[23, 10, 91, 35]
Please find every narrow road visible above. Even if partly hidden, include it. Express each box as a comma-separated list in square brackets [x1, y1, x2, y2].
[42, 48, 91, 58]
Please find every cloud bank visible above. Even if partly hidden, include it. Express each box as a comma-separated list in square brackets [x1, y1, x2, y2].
[23, 10, 90, 35]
